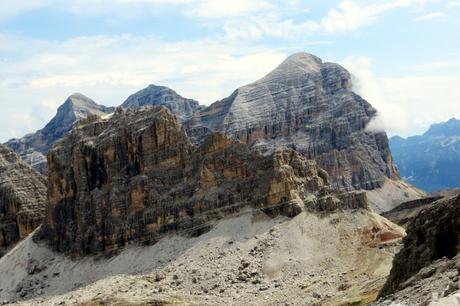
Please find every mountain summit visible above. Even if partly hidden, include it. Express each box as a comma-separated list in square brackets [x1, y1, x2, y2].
[41, 93, 115, 143]
[5, 94, 115, 174]
[121, 84, 201, 121]
[266, 52, 323, 77]
[186, 52, 397, 193]
[423, 117, 460, 137]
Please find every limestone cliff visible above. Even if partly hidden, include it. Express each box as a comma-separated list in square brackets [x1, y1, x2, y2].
[0, 144, 47, 257]
[186, 53, 398, 191]
[40, 106, 370, 256]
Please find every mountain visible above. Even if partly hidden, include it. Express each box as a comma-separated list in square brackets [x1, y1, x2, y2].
[390, 118, 460, 192]
[0, 52, 424, 304]
[0, 144, 47, 257]
[5, 93, 115, 174]
[0, 106, 405, 305]
[121, 84, 202, 122]
[40, 106, 364, 256]
[4, 54, 405, 198]
[186, 53, 398, 192]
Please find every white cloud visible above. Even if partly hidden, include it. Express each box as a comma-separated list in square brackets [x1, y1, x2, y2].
[447, 1, 460, 7]
[184, 0, 272, 18]
[340, 56, 410, 134]
[0, 0, 196, 21]
[0, 0, 273, 21]
[413, 11, 447, 21]
[0, 0, 50, 22]
[222, 0, 441, 41]
[380, 75, 460, 136]
[0, 0, 445, 41]
[223, 14, 320, 40]
[412, 59, 460, 71]
[341, 55, 460, 137]
[61, 0, 195, 17]
[320, 0, 434, 34]
[321, 1, 384, 34]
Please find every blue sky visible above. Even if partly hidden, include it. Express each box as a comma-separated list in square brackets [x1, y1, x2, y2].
[1, 0, 460, 142]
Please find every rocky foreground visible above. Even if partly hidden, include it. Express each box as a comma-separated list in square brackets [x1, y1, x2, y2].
[1, 208, 404, 305]
[376, 193, 460, 305]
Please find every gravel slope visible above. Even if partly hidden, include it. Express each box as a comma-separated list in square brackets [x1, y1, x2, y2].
[1, 209, 404, 306]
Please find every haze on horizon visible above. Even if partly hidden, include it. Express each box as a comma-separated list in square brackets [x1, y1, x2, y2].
[0, 0, 459, 142]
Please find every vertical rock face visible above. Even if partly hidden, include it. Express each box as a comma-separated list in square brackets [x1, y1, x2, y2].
[121, 85, 202, 122]
[41, 106, 370, 256]
[379, 194, 460, 298]
[5, 93, 115, 174]
[0, 144, 47, 257]
[186, 53, 398, 191]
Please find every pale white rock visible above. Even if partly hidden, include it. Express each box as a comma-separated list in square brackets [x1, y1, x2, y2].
[187, 52, 398, 191]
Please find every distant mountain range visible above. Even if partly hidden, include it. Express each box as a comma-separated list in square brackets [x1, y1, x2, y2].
[4, 86, 196, 175]
[390, 118, 460, 192]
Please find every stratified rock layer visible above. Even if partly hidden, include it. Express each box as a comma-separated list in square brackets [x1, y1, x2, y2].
[0, 144, 47, 257]
[5, 93, 115, 174]
[121, 84, 202, 122]
[186, 53, 398, 191]
[42, 106, 363, 256]
[379, 193, 460, 298]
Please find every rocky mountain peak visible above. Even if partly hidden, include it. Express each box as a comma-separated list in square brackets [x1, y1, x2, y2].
[39, 93, 115, 148]
[50, 93, 113, 129]
[66, 92, 94, 105]
[186, 52, 397, 191]
[4, 94, 115, 174]
[424, 117, 460, 137]
[121, 84, 201, 121]
[264, 52, 323, 80]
